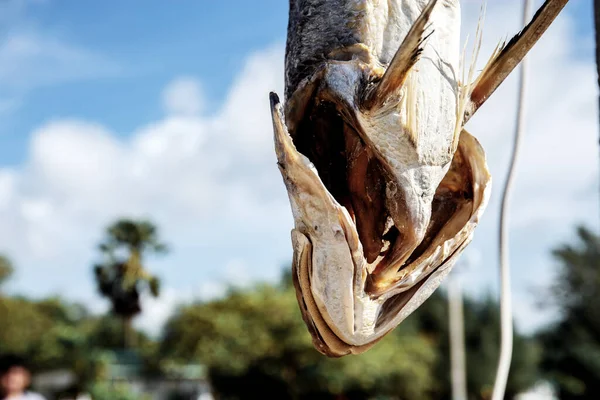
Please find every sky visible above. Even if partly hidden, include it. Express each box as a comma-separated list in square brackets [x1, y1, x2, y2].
[0, 0, 596, 336]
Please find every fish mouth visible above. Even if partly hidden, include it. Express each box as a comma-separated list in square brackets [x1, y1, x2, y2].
[272, 69, 491, 355]
[291, 93, 390, 265]
[283, 78, 490, 297]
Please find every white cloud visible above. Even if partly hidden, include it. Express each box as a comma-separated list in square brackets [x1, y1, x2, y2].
[0, 44, 289, 333]
[162, 77, 205, 116]
[0, 2, 595, 339]
[136, 287, 195, 337]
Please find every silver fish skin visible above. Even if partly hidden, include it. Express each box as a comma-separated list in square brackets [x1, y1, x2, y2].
[285, 0, 463, 270]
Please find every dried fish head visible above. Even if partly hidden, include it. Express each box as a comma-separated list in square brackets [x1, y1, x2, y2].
[271, 0, 569, 356]
[272, 92, 490, 356]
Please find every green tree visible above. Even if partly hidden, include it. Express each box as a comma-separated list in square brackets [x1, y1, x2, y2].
[0, 254, 14, 288]
[51, 312, 157, 396]
[538, 226, 600, 399]
[0, 296, 91, 372]
[0, 292, 158, 397]
[93, 219, 167, 348]
[87, 381, 151, 400]
[160, 277, 437, 399]
[408, 289, 541, 399]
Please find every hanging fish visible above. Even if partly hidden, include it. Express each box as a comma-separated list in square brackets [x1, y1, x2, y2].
[270, 0, 570, 357]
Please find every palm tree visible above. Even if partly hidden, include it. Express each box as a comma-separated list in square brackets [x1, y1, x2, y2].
[93, 219, 167, 348]
[0, 254, 14, 289]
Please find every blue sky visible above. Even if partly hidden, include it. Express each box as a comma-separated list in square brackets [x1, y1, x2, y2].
[0, 0, 597, 335]
[0, 0, 288, 165]
[0, 0, 593, 163]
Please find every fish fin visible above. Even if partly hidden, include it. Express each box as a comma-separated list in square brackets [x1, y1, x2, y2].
[465, 0, 569, 122]
[363, 0, 439, 110]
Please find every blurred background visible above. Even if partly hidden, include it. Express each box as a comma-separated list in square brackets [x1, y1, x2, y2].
[0, 0, 597, 399]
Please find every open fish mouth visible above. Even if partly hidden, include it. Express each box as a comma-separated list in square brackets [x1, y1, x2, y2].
[271, 89, 491, 356]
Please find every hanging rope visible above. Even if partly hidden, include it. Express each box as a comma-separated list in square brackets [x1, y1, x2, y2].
[594, 0, 600, 224]
[491, 0, 532, 399]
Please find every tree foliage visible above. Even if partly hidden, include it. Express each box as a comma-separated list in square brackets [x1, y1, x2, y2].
[538, 226, 600, 399]
[5, 219, 581, 399]
[0, 294, 157, 396]
[87, 381, 151, 400]
[158, 270, 544, 400]
[0, 296, 84, 371]
[410, 291, 541, 400]
[0, 254, 14, 287]
[161, 281, 437, 399]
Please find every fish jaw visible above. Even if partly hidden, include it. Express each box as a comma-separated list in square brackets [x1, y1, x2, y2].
[292, 51, 460, 280]
[271, 91, 491, 356]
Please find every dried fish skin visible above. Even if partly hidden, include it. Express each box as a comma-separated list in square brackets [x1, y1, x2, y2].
[285, 0, 464, 271]
[272, 0, 569, 356]
[275, 0, 479, 357]
[285, 0, 461, 100]
[272, 91, 490, 356]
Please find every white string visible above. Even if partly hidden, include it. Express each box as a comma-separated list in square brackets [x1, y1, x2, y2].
[491, 0, 532, 399]
[449, 273, 467, 400]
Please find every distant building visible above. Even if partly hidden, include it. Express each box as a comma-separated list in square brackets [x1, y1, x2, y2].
[106, 350, 212, 400]
[33, 369, 77, 398]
